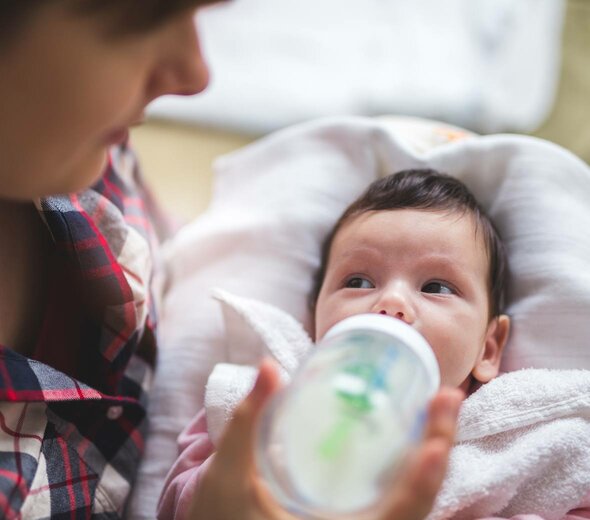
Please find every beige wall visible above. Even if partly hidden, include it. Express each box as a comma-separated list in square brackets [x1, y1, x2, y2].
[130, 122, 253, 221]
[532, 0, 590, 164]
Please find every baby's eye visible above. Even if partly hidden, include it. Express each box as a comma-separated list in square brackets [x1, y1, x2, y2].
[345, 277, 374, 289]
[422, 281, 454, 295]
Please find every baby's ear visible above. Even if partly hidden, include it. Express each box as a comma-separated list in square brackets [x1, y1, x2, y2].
[472, 315, 511, 384]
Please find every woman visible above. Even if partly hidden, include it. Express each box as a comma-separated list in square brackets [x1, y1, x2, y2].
[0, 1, 461, 518]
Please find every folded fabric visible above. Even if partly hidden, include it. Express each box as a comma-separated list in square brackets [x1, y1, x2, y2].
[429, 369, 590, 520]
[204, 289, 313, 445]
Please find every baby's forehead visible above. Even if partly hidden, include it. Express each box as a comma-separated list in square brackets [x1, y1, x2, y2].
[332, 207, 490, 269]
[338, 207, 482, 240]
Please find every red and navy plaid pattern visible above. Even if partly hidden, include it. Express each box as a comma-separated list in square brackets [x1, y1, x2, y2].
[0, 145, 160, 519]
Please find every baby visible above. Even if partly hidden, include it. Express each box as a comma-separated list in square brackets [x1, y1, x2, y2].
[304, 171, 590, 519]
[157, 168, 512, 518]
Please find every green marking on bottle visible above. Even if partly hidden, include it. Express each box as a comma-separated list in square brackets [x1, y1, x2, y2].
[318, 414, 357, 460]
[317, 361, 386, 461]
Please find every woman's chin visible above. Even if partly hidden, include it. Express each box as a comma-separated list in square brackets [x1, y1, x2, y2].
[39, 151, 109, 198]
[66, 151, 110, 194]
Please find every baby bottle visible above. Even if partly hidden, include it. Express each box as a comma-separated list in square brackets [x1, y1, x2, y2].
[256, 313, 440, 519]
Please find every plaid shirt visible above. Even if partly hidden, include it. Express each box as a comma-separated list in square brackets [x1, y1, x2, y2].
[0, 145, 164, 519]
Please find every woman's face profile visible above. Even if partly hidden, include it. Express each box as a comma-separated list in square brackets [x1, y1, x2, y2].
[0, 2, 210, 199]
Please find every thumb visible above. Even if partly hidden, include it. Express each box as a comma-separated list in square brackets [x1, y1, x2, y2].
[213, 358, 282, 478]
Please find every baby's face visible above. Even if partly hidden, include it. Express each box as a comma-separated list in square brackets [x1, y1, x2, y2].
[315, 208, 502, 389]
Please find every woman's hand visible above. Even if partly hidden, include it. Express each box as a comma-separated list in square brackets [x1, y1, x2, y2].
[377, 382, 463, 520]
[189, 359, 463, 520]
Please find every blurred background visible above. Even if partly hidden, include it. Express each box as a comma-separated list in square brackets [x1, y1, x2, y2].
[131, 0, 589, 222]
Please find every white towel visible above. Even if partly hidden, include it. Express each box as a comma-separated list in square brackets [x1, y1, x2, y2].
[429, 369, 590, 520]
[204, 289, 313, 445]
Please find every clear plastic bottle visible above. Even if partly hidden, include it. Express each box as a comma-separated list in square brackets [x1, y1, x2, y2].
[256, 313, 440, 519]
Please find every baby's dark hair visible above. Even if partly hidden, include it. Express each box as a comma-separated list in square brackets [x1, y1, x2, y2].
[310, 168, 508, 318]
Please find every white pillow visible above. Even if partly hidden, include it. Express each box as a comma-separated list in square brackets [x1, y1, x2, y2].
[127, 116, 590, 519]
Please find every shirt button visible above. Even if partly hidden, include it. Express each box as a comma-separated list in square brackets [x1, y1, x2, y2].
[107, 405, 123, 420]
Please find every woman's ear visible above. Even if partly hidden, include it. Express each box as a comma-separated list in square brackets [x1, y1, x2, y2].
[472, 315, 511, 384]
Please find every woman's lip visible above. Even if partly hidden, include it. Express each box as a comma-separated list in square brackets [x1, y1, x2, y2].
[104, 128, 129, 145]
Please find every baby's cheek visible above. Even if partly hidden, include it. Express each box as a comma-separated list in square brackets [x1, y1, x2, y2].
[315, 301, 367, 341]
[433, 347, 473, 388]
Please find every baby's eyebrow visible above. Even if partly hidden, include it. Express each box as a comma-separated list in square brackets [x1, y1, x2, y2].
[338, 245, 383, 259]
[415, 254, 484, 284]
[415, 253, 464, 269]
[330, 249, 383, 270]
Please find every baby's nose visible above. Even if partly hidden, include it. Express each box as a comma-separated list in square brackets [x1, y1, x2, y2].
[373, 290, 415, 324]
[378, 309, 408, 321]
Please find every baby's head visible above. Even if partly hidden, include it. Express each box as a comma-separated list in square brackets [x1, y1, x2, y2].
[311, 169, 510, 392]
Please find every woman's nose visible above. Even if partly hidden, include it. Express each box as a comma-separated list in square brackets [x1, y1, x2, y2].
[147, 14, 210, 100]
[373, 288, 415, 324]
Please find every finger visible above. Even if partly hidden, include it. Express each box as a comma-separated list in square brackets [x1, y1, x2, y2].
[381, 387, 463, 520]
[191, 362, 283, 520]
[382, 439, 449, 520]
[423, 387, 464, 443]
[212, 358, 282, 478]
